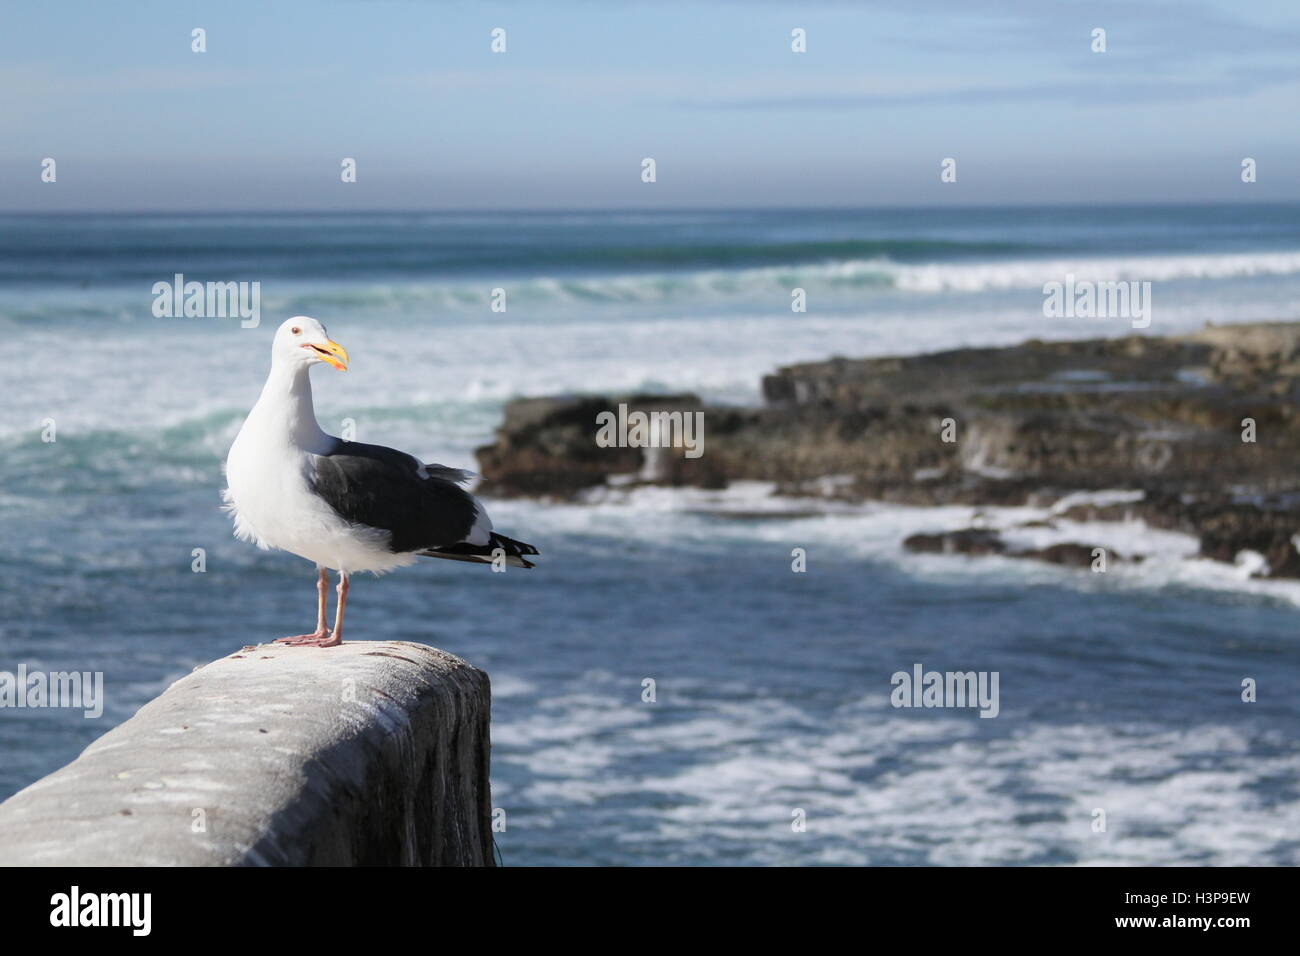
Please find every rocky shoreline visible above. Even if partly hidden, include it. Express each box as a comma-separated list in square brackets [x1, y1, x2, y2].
[476, 322, 1300, 578]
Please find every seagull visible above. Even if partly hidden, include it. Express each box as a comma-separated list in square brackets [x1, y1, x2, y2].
[223, 316, 538, 647]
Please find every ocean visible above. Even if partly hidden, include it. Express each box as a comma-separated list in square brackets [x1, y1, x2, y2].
[2, 204, 1299, 865]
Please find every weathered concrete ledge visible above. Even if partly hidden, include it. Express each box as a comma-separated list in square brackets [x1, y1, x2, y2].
[0, 641, 494, 866]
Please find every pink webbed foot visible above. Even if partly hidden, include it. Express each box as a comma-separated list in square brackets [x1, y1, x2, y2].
[273, 630, 329, 645]
[276, 632, 342, 648]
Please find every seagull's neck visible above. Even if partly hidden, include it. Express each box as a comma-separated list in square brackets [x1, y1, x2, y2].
[248, 360, 333, 452]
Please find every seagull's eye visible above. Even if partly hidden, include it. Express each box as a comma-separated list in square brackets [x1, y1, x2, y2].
[291, 327, 301, 335]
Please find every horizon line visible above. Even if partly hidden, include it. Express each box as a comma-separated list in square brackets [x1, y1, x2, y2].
[3, 197, 1298, 217]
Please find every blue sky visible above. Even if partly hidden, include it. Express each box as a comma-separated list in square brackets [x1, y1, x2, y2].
[2, 0, 1298, 210]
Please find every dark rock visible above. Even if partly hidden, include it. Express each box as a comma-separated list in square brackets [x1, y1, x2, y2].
[476, 323, 1300, 575]
[1012, 542, 1118, 568]
[903, 529, 1006, 556]
[1139, 495, 1300, 577]
[475, 394, 709, 498]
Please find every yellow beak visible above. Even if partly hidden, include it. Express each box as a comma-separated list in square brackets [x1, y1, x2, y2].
[305, 339, 349, 371]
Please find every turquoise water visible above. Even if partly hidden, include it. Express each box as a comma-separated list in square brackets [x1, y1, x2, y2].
[2, 205, 1299, 864]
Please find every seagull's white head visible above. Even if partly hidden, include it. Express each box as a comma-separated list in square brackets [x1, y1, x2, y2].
[271, 316, 349, 371]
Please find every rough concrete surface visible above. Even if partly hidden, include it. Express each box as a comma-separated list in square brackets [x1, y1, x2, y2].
[0, 641, 494, 866]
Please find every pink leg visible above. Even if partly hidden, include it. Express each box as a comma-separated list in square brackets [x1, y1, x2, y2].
[274, 568, 330, 644]
[280, 572, 348, 648]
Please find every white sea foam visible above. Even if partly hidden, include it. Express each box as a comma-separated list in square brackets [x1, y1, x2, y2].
[891, 249, 1300, 293]
[4, 244, 1300, 446]
[521, 482, 1300, 607]
[491, 674, 1299, 865]
[232, 248, 1300, 306]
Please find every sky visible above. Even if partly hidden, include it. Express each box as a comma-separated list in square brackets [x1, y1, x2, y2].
[1, 0, 1298, 210]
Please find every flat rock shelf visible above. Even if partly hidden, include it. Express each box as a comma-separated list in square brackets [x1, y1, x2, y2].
[475, 322, 1300, 578]
[0, 641, 495, 866]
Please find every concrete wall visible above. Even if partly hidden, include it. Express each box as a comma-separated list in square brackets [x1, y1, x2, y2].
[0, 641, 495, 866]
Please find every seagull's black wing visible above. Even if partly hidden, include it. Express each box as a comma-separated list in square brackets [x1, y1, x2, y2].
[310, 440, 478, 553]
